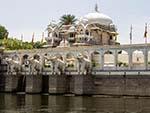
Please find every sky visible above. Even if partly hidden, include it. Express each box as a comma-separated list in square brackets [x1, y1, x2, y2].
[0, 0, 150, 44]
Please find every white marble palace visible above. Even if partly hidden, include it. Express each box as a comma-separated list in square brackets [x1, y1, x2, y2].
[2, 4, 150, 75]
[45, 5, 119, 47]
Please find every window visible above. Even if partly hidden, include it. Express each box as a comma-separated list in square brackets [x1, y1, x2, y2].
[110, 36, 113, 40]
[70, 33, 74, 37]
[85, 30, 89, 35]
[54, 33, 57, 37]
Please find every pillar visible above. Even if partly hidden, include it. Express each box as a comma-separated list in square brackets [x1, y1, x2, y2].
[128, 49, 133, 70]
[114, 50, 118, 70]
[100, 50, 104, 70]
[72, 75, 95, 95]
[49, 75, 67, 94]
[26, 74, 42, 94]
[4, 74, 20, 92]
[144, 47, 148, 70]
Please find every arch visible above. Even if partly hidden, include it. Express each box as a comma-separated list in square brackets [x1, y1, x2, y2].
[104, 50, 113, 54]
[76, 23, 89, 30]
[132, 50, 144, 68]
[91, 51, 101, 68]
[23, 54, 29, 59]
[33, 54, 40, 60]
[92, 51, 100, 55]
[104, 50, 115, 67]
[118, 50, 129, 67]
[148, 51, 150, 67]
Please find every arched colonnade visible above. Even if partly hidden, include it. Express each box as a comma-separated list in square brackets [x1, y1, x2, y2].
[2, 45, 150, 74]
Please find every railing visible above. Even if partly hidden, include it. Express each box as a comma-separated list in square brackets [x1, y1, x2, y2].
[1, 61, 150, 75]
[2, 67, 150, 76]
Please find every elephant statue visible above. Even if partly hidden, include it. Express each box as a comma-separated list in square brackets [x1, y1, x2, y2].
[28, 55, 42, 73]
[77, 54, 92, 75]
[4, 57, 21, 73]
[21, 55, 31, 72]
[48, 55, 66, 74]
[42, 54, 52, 69]
[22, 55, 42, 73]
[66, 57, 76, 69]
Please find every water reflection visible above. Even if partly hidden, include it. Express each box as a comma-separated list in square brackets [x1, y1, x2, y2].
[0, 94, 150, 113]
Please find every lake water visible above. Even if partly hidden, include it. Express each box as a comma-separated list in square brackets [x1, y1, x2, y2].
[0, 94, 150, 113]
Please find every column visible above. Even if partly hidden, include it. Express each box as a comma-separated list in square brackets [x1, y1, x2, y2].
[144, 48, 148, 70]
[100, 50, 104, 70]
[114, 49, 118, 70]
[128, 49, 133, 70]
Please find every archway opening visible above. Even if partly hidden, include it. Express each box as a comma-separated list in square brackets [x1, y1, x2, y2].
[132, 50, 144, 68]
[104, 51, 115, 67]
[118, 50, 129, 68]
[91, 51, 101, 68]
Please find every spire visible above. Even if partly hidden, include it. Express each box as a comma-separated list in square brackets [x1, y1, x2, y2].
[95, 3, 99, 12]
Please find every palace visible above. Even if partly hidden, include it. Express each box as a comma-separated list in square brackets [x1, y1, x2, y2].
[0, 5, 149, 75]
[1, 4, 150, 96]
[45, 5, 119, 47]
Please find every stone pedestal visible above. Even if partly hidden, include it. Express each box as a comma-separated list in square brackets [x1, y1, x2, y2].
[4, 75, 20, 92]
[42, 75, 49, 93]
[0, 64, 8, 92]
[49, 75, 67, 94]
[0, 64, 7, 73]
[26, 75, 42, 93]
[0, 74, 6, 92]
[72, 75, 95, 95]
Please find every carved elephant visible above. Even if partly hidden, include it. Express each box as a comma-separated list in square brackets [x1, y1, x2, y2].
[29, 57, 42, 73]
[48, 56, 66, 74]
[77, 54, 92, 74]
[4, 57, 21, 73]
[22, 55, 42, 73]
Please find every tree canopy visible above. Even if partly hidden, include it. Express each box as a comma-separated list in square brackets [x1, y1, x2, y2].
[60, 14, 77, 25]
[0, 25, 8, 39]
[0, 38, 47, 50]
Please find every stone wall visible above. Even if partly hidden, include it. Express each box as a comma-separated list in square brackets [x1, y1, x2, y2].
[94, 75, 150, 96]
[48, 75, 68, 94]
[1, 73, 150, 96]
[26, 75, 42, 94]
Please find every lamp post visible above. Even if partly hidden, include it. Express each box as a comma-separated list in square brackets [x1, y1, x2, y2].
[130, 25, 133, 45]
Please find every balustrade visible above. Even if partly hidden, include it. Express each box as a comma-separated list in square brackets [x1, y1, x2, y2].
[1, 44, 150, 74]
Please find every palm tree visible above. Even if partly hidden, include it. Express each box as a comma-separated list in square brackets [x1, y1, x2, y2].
[59, 14, 77, 25]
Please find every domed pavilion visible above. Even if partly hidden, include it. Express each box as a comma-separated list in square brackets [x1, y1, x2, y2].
[45, 4, 119, 47]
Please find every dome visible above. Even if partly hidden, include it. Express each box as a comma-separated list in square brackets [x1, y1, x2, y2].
[81, 12, 113, 26]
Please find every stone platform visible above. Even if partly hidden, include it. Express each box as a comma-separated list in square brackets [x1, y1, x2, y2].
[0, 71, 150, 96]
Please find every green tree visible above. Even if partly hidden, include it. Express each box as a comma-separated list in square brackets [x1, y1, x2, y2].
[60, 14, 77, 25]
[0, 25, 8, 39]
[33, 41, 44, 49]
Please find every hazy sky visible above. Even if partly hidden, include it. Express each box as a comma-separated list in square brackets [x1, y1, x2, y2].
[0, 0, 150, 44]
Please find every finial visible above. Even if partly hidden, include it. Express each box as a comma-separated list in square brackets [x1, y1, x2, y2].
[95, 3, 99, 12]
